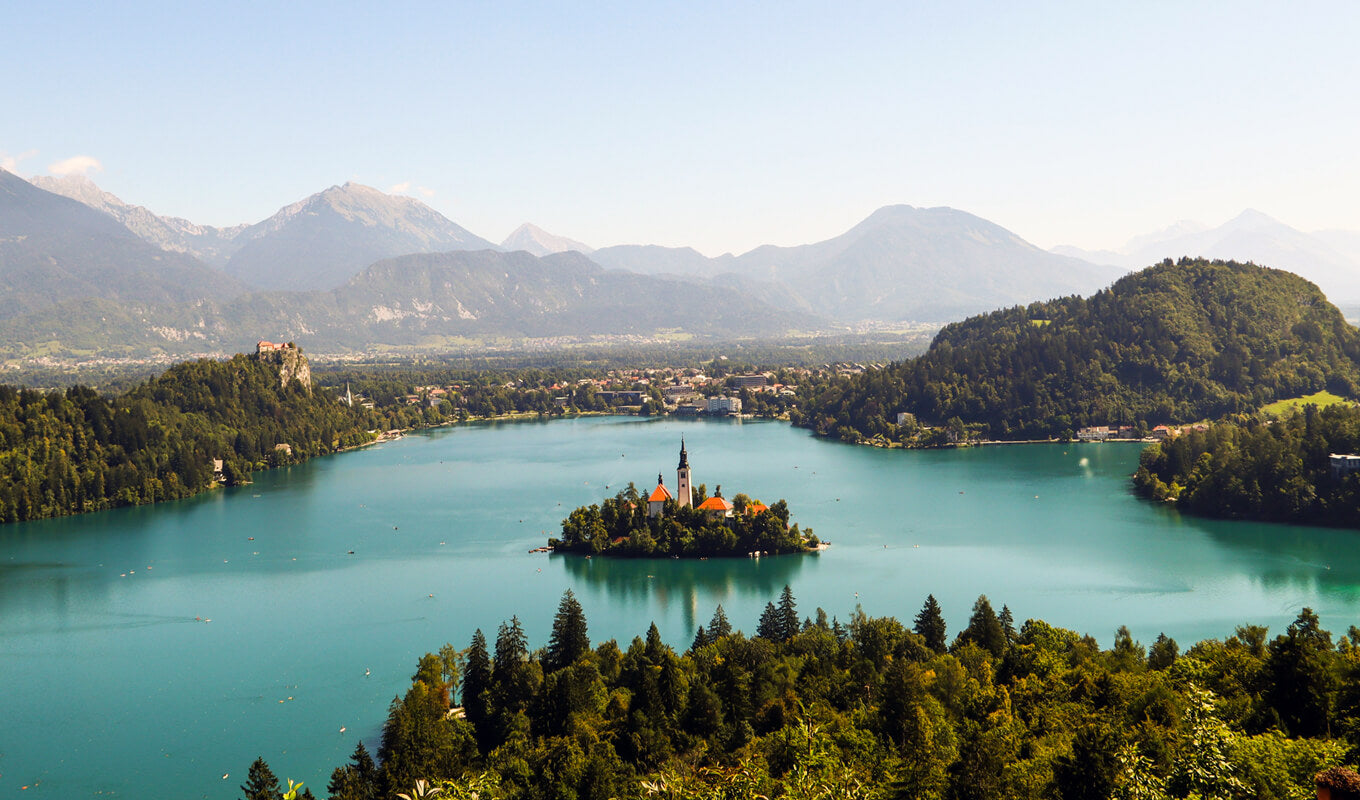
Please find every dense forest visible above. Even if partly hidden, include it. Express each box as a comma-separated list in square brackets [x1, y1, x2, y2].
[0, 353, 375, 522]
[551, 485, 817, 557]
[243, 589, 1360, 800]
[1134, 403, 1360, 526]
[797, 259, 1360, 444]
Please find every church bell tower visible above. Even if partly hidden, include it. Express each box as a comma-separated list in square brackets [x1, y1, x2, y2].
[676, 438, 693, 508]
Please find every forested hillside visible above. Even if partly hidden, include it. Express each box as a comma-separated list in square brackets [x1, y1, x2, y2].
[799, 259, 1360, 442]
[0, 353, 372, 523]
[1134, 403, 1360, 525]
[250, 590, 1360, 800]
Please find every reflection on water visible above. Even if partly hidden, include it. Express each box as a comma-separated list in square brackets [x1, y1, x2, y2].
[559, 550, 813, 634]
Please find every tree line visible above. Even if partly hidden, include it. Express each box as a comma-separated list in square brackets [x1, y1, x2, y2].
[1134, 402, 1360, 526]
[243, 588, 1360, 800]
[0, 354, 375, 523]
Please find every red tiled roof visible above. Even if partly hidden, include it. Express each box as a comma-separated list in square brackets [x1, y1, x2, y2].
[746, 502, 769, 516]
[697, 496, 733, 512]
[648, 484, 673, 502]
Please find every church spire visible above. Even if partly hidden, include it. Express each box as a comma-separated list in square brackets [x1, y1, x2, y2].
[678, 437, 689, 470]
[676, 438, 693, 508]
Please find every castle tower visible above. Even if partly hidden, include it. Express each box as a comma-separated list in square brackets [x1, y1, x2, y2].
[676, 438, 693, 508]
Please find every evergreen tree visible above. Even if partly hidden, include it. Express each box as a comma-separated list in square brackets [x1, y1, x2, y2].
[326, 741, 378, 800]
[1148, 633, 1179, 670]
[914, 594, 947, 653]
[241, 757, 282, 800]
[691, 625, 708, 651]
[756, 602, 781, 640]
[492, 616, 528, 689]
[461, 629, 492, 748]
[545, 589, 590, 672]
[707, 605, 732, 639]
[956, 594, 1006, 657]
[776, 584, 799, 642]
[998, 604, 1016, 646]
[1265, 607, 1336, 737]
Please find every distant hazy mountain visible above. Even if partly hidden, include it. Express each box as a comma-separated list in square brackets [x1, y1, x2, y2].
[29, 174, 247, 265]
[1055, 210, 1360, 304]
[0, 169, 245, 321]
[738, 205, 1121, 322]
[500, 223, 593, 256]
[592, 207, 1119, 322]
[223, 182, 496, 291]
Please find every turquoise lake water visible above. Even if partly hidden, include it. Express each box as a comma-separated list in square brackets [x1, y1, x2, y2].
[4, 416, 1360, 798]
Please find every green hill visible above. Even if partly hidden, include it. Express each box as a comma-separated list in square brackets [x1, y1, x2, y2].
[800, 259, 1360, 442]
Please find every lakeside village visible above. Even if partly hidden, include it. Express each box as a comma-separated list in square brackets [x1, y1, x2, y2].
[546, 440, 824, 559]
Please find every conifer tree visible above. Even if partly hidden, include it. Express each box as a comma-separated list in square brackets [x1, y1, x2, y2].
[708, 605, 732, 639]
[691, 625, 708, 651]
[326, 741, 379, 800]
[914, 595, 947, 653]
[757, 602, 781, 640]
[241, 757, 282, 800]
[776, 584, 799, 642]
[461, 629, 492, 748]
[956, 594, 1006, 657]
[998, 604, 1017, 646]
[492, 616, 528, 689]
[1148, 632, 1179, 670]
[545, 589, 590, 672]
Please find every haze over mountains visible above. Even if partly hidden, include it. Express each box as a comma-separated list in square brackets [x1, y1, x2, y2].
[1054, 209, 1360, 305]
[8, 167, 1358, 360]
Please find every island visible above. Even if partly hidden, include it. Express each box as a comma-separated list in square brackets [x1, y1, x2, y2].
[548, 440, 821, 557]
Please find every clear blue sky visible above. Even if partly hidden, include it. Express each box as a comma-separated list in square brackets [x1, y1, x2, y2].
[5, 1, 1358, 255]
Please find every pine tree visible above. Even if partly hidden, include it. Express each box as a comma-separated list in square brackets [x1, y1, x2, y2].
[956, 595, 1006, 657]
[492, 616, 528, 689]
[998, 604, 1016, 646]
[545, 589, 590, 672]
[691, 625, 708, 651]
[1148, 632, 1179, 670]
[757, 602, 780, 640]
[708, 605, 732, 639]
[461, 629, 492, 748]
[914, 595, 947, 653]
[241, 757, 282, 800]
[776, 584, 799, 642]
[326, 741, 379, 800]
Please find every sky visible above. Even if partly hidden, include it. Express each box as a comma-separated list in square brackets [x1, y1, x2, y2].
[4, 1, 1359, 256]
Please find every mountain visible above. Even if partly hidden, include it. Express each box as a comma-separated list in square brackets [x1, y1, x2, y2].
[1056, 211, 1360, 304]
[0, 169, 245, 321]
[500, 223, 593, 256]
[28, 174, 247, 264]
[593, 207, 1120, 322]
[0, 249, 817, 358]
[222, 182, 496, 291]
[801, 258, 1360, 442]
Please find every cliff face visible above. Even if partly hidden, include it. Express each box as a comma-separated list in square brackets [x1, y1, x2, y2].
[254, 342, 312, 392]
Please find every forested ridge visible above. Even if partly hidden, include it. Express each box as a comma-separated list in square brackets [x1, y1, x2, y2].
[798, 259, 1360, 443]
[1134, 403, 1360, 526]
[245, 590, 1360, 800]
[0, 353, 373, 522]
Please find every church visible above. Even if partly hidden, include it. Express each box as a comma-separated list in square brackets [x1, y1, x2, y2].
[646, 440, 750, 520]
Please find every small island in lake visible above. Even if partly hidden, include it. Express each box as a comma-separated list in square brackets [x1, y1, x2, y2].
[549, 440, 821, 557]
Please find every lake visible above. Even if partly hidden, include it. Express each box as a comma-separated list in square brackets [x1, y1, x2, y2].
[4, 416, 1359, 798]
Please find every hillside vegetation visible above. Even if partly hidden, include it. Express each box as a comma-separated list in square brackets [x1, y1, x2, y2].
[0, 353, 372, 523]
[799, 259, 1360, 442]
[256, 590, 1360, 800]
[1134, 403, 1360, 525]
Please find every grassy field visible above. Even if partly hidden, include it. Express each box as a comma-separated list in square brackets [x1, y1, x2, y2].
[1261, 390, 1353, 417]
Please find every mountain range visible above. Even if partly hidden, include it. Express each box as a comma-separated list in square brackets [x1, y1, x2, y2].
[10, 168, 1356, 360]
[1054, 210, 1360, 305]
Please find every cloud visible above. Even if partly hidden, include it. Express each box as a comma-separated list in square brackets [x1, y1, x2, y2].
[0, 148, 38, 173]
[48, 155, 103, 176]
[387, 181, 436, 198]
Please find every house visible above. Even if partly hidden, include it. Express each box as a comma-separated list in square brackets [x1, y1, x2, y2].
[731, 374, 768, 389]
[256, 340, 292, 354]
[1077, 426, 1113, 441]
[697, 494, 734, 519]
[1330, 454, 1360, 479]
[1151, 425, 1175, 441]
